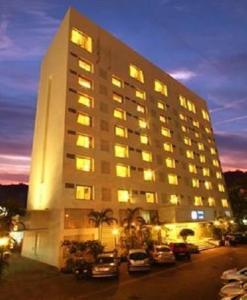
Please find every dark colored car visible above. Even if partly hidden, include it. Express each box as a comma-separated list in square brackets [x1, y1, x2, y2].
[74, 259, 93, 280]
[169, 242, 191, 260]
[186, 243, 200, 254]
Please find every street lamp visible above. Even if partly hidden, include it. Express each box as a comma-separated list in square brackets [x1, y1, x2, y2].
[112, 228, 119, 249]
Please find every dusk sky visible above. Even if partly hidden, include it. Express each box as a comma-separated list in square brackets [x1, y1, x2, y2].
[0, 0, 247, 184]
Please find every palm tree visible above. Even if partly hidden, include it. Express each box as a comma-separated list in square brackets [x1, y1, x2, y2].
[88, 209, 117, 241]
[150, 214, 169, 244]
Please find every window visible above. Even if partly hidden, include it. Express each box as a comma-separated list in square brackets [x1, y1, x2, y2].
[114, 108, 126, 120]
[142, 151, 152, 162]
[71, 28, 92, 53]
[135, 89, 146, 100]
[76, 156, 93, 172]
[154, 80, 168, 96]
[144, 169, 155, 181]
[159, 115, 167, 123]
[184, 137, 192, 146]
[216, 171, 222, 179]
[179, 113, 187, 121]
[77, 113, 92, 126]
[199, 155, 206, 163]
[116, 164, 130, 177]
[194, 196, 203, 206]
[205, 127, 211, 134]
[192, 178, 199, 188]
[139, 118, 148, 129]
[202, 168, 210, 176]
[168, 174, 178, 185]
[198, 143, 204, 151]
[137, 104, 145, 113]
[187, 100, 196, 113]
[129, 64, 144, 83]
[193, 120, 199, 128]
[181, 125, 187, 132]
[188, 164, 197, 174]
[76, 185, 93, 200]
[78, 93, 93, 107]
[115, 126, 127, 138]
[170, 194, 180, 205]
[113, 93, 123, 103]
[213, 159, 219, 167]
[112, 75, 123, 88]
[208, 197, 215, 207]
[118, 189, 130, 203]
[221, 199, 229, 208]
[186, 150, 194, 159]
[140, 134, 149, 144]
[194, 132, 200, 138]
[210, 148, 216, 155]
[76, 135, 93, 148]
[78, 77, 92, 89]
[165, 157, 175, 168]
[163, 142, 173, 152]
[78, 59, 93, 73]
[179, 95, 187, 108]
[145, 192, 156, 203]
[161, 127, 171, 137]
[218, 184, 225, 192]
[204, 181, 212, 190]
[157, 101, 165, 110]
[202, 109, 210, 121]
[114, 144, 128, 158]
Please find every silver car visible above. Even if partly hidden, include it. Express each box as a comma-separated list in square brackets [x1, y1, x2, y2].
[128, 249, 151, 273]
[91, 253, 119, 278]
[151, 245, 176, 264]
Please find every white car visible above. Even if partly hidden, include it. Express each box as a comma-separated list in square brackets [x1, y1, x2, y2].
[127, 249, 151, 273]
[221, 267, 247, 283]
[220, 282, 247, 298]
[221, 293, 247, 300]
[150, 245, 176, 264]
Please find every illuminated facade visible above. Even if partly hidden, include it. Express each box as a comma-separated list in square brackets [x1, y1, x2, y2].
[22, 8, 230, 267]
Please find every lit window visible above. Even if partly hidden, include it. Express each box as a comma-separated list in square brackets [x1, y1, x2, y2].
[216, 171, 222, 179]
[221, 199, 228, 208]
[78, 77, 92, 89]
[140, 134, 149, 144]
[154, 80, 168, 96]
[76, 156, 93, 172]
[210, 148, 216, 155]
[187, 100, 196, 113]
[170, 194, 180, 205]
[168, 174, 178, 185]
[157, 101, 165, 110]
[76, 185, 93, 200]
[137, 104, 145, 113]
[194, 196, 203, 206]
[112, 76, 123, 88]
[194, 132, 200, 138]
[142, 151, 152, 162]
[144, 169, 155, 181]
[192, 178, 199, 188]
[115, 126, 127, 138]
[179, 113, 187, 121]
[78, 94, 93, 107]
[145, 192, 156, 203]
[71, 28, 92, 53]
[205, 127, 211, 134]
[113, 93, 123, 103]
[198, 143, 205, 151]
[208, 197, 215, 207]
[139, 118, 148, 129]
[161, 127, 171, 137]
[213, 159, 219, 167]
[159, 115, 166, 123]
[179, 95, 187, 108]
[193, 120, 199, 128]
[204, 181, 212, 190]
[129, 64, 144, 83]
[114, 108, 126, 120]
[165, 157, 175, 168]
[118, 190, 130, 203]
[184, 137, 192, 146]
[181, 125, 187, 132]
[218, 184, 225, 192]
[186, 150, 194, 159]
[202, 168, 210, 176]
[78, 59, 93, 72]
[188, 164, 197, 174]
[199, 155, 206, 163]
[135, 89, 146, 100]
[114, 144, 128, 158]
[202, 109, 210, 121]
[163, 142, 173, 152]
[76, 135, 93, 148]
[116, 164, 130, 177]
[77, 113, 92, 126]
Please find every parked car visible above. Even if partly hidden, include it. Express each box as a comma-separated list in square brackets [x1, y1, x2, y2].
[186, 243, 200, 254]
[150, 245, 176, 264]
[169, 243, 191, 260]
[221, 267, 247, 283]
[91, 253, 119, 278]
[220, 282, 247, 298]
[221, 294, 247, 300]
[74, 259, 93, 280]
[127, 249, 151, 273]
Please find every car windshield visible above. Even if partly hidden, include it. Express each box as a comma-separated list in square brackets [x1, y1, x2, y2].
[129, 252, 147, 260]
[157, 247, 170, 252]
[96, 257, 114, 264]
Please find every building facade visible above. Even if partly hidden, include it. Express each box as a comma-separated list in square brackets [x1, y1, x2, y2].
[22, 7, 231, 267]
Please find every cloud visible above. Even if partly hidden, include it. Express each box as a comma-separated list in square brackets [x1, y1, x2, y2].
[209, 99, 246, 114]
[168, 69, 196, 81]
[214, 115, 247, 125]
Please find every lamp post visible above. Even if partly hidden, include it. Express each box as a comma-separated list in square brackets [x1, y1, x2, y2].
[112, 228, 119, 249]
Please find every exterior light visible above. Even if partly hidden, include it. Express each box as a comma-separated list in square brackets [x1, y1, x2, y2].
[0, 237, 9, 247]
[154, 225, 161, 231]
[214, 220, 220, 226]
[112, 228, 119, 236]
[229, 220, 234, 224]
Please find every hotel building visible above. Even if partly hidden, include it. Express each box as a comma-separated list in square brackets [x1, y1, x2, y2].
[22, 7, 231, 267]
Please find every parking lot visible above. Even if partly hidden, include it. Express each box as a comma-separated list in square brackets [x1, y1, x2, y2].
[1, 246, 247, 300]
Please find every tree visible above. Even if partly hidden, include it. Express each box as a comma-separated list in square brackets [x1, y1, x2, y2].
[179, 228, 195, 242]
[0, 204, 26, 235]
[88, 209, 117, 241]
